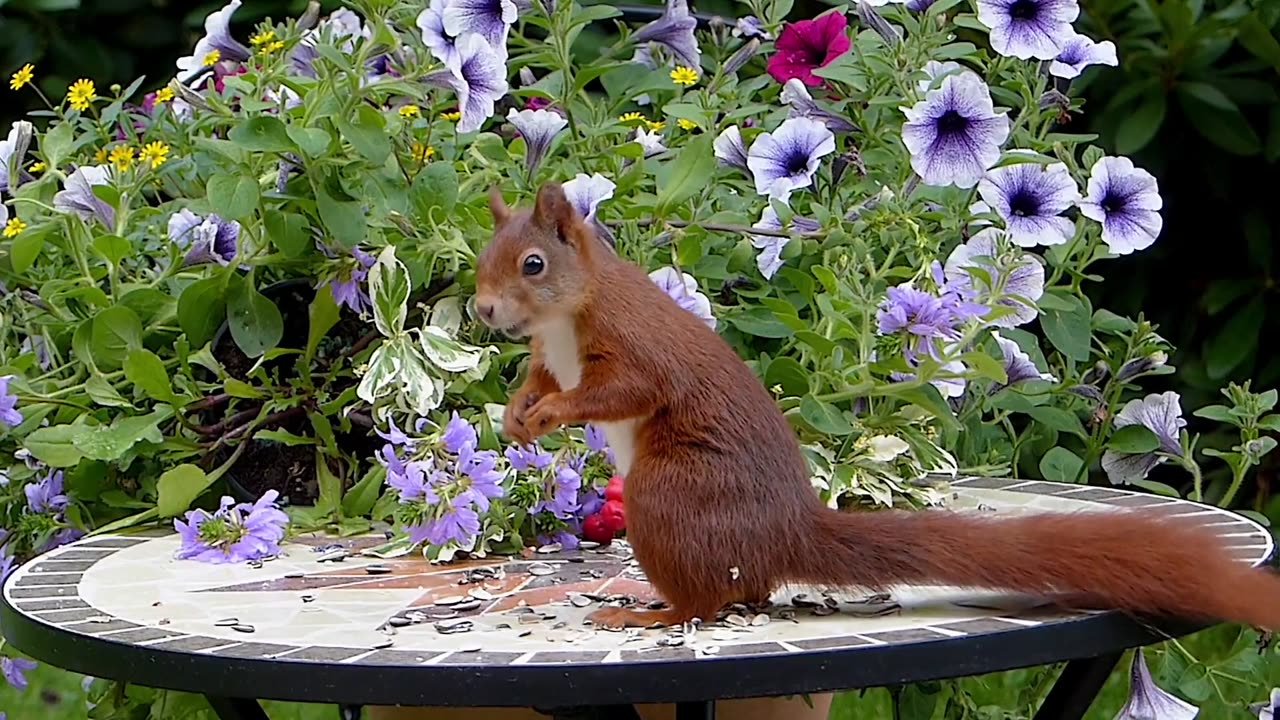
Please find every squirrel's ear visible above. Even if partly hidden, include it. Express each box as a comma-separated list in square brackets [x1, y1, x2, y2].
[532, 181, 576, 244]
[488, 186, 511, 227]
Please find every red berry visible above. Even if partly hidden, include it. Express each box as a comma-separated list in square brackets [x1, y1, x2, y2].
[601, 499, 626, 530]
[605, 484, 625, 502]
[582, 513, 614, 544]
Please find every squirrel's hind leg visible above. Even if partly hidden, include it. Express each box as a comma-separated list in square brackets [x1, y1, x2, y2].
[586, 605, 693, 629]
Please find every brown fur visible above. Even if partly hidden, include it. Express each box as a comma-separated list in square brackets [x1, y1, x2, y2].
[474, 182, 1280, 631]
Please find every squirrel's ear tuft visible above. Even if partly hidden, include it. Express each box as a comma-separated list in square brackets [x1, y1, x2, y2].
[532, 181, 576, 244]
[488, 185, 511, 227]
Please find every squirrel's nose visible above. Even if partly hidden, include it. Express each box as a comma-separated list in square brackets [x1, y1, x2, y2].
[477, 300, 496, 323]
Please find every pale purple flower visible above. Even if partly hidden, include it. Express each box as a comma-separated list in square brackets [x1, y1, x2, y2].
[440, 33, 509, 134]
[375, 416, 413, 446]
[235, 490, 290, 559]
[901, 72, 1010, 188]
[1077, 156, 1163, 255]
[977, 157, 1080, 247]
[562, 172, 615, 221]
[174, 491, 289, 564]
[416, 497, 481, 547]
[944, 228, 1045, 327]
[975, 0, 1079, 60]
[779, 79, 858, 134]
[388, 461, 439, 504]
[533, 460, 581, 519]
[1113, 650, 1198, 720]
[175, 0, 252, 82]
[633, 127, 667, 158]
[990, 332, 1056, 394]
[1, 657, 37, 691]
[876, 283, 987, 360]
[328, 246, 375, 314]
[749, 207, 820, 280]
[746, 117, 836, 200]
[292, 8, 378, 78]
[416, 0, 458, 65]
[537, 528, 580, 550]
[53, 165, 116, 227]
[167, 209, 240, 267]
[1101, 391, 1186, 485]
[0, 121, 32, 195]
[506, 444, 554, 471]
[916, 61, 965, 93]
[0, 375, 20, 428]
[1050, 31, 1118, 78]
[650, 267, 716, 329]
[507, 108, 567, 175]
[1252, 688, 1280, 720]
[443, 0, 518, 57]
[631, 0, 701, 70]
[733, 16, 771, 39]
[907, 0, 939, 11]
[583, 424, 615, 466]
[25, 469, 68, 514]
[40, 526, 85, 554]
[456, 444, 504, 511]
[441, 411, 478, 453]
[0, 551, 15, 586]
[713, 125, 749, 172]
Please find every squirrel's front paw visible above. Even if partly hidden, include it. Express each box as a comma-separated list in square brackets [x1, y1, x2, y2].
[502, 392, 541, 445]
[524, 392, 569, 439]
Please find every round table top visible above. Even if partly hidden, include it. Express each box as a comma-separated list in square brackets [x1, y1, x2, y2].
[2, 476, 1274, 708]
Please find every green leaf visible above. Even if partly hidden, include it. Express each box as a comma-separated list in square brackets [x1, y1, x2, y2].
[727, 307, 793, 338]
[1039, 447, 1083, 482]
[226, 276, 284, 358]
[316, 450, 342, 516]
[1109, 424, 1159, 453]
[1027, 405, 1087, 438]
[72, 408, 171, 461]
[336, 104, 391, 164]
[228, 116, 296, 153]
[305, 287, 342, 365]
[410, 162, 459, 220]
[315, 181, 366, 248]
[1237, 12, 1280, 70]
[286, 125, 332, 157]
[368, 245, 410, 337]
[224, 378, 264, 399]
[254, 428, 316, 446]
[800, 395, 853, 435]
[356, 340, 401, 404]
[24, 424, 86, 467]
[1205, 296, 1263, 379]
[124, 349, 177, 404]
[10, 225, 46, 273]
[41, 121, 74, 169]
[419, 326, 483, 372]
[962, 350, 1007, 385]
[1259, 414, 1280, 432]
[90, 234, 130, 266]
[206, 173, 260, 221]
[655, 133, 715, 213]
[263, 210, 311, 258]
[1114, 92, 1166, 154]
[90, 306, 144, 371]
[895, 683, 942, 720]
[1177, 664, 1212, 702]
[1192, 404, 1237, 424]
[342, 465, 386, 518]
[1040, 294, 1092, 362]
[157, 464, 212, 517]
[177, 276, 228, 347]
[1178, 91, 1262, 156]
[85, 374, 132, 408]
[1131, 479, 1182, 498]
[764, 356, 809, 397]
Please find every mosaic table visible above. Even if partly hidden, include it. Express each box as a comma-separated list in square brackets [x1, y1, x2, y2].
[3, 477, 1275, 720]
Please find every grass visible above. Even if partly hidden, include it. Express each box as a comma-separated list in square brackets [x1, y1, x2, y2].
[2, 625, 1276, 719]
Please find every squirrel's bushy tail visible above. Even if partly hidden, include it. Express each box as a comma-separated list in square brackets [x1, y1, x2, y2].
[801, 506, 1280, 630]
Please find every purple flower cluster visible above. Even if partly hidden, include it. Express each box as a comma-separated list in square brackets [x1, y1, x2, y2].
[22, 469, 84, 553]
[0, 375, 21, 428]
[174, 490, 289, 564]
[876, 270, 988, 363]
[324, 245, 376, 314]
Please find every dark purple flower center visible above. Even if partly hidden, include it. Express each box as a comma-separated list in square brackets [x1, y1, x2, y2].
[1008, 189, 1040, 217]
[785, 152, 810, 175]
[936, 110, 969, 136]
[1100, 191, 1125, 215]
[1008, 0, 1039, 20]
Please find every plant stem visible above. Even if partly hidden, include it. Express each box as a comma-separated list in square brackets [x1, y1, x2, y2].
[605, 218, 815, 239]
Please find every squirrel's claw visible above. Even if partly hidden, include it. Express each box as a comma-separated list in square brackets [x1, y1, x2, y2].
[524, 392, 567, 440]
[502, 392, 540, 446]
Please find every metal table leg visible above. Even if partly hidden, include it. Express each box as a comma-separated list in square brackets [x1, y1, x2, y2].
[675, 700, 715, 720]
[206, 696, 270, 720]
[1031, 652, 1123, 720]
[339, 705, 363, 719]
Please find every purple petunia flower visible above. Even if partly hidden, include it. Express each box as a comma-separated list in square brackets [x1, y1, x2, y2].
[443, 0, 518, 58]
[779, 79, 858, 134]
[749, 206, 821, 280]
[630, 0, 701, 70]
[1, 657, 37, 691]
[584, 424, 610, 453]
[901, 71, 1010, 188]
[1049, 31, 1118, 79]
[746, 116, 836, 200]
[733, 16, 771, 40]
[173, 491, 290, 564]
[1101, 391, 1186, 485]
[0, 551, 15, 586]
[975, 0, 1079, 60]
[436, 33, 509, 134]
[1253, 688, 1280, 720]
[562, 172, 615, 222]
[0, 121, 32, 195]
[417, 0, 459, 65]
[0, 375, 21, 428]
[25, 469, 68, 515]
[713, 125, 749, 173]
[537, 528, 580, 550]
[328, 246, 375, 314]
[944, 228, 1045, 327]
[175, 0, 252, 82]
[442, 412, 479, 454]
[506, 108, 568, 176]
[167, 208, 241, 267]
[650, 267, 717, 329]
[989, 332, 1056, 394]
[1077, 155, 1163, 256]
[977, 157, 1080, 247]
[1113, 650, 1198, 720]
[53, 165, 116, 228]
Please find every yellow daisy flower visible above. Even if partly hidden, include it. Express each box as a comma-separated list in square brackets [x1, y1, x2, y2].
[411, 143, 435, 162]
[66, 78, 97, 112]
[669, 66, 699, 86]
[677, 118, 698, 130]
[399, 104, 421, 118]
[441, 110, 461, 121]
[264, 40, 286, 53]
[94, 147, 108, 164]
[9, 64, 34, 92]
[139, 141, 171, 169]
[109, 145, 135, 171]
[203, 50, 222, 67]
[250, 29, 276, 47]
[618, 112, 645, 123]
[29, 161, 46, 173]
[646, 120, 666, 131]
[154, 87, 175, 104]
[3, 218, 26, 239]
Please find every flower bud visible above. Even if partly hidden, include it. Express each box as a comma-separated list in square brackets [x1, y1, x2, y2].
[1081, 360, 1110, 386]
[858, 1, 901, 45]
[297, 1, 322, 30]
[1117, 351, 1168, 381]
[1067, 385, 1104, 403]
[723, 38, 760, 77]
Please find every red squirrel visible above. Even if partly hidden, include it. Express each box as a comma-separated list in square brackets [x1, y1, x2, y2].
[473, 181, 1280, 631]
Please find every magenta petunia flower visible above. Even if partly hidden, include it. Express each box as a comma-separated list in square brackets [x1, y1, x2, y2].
[766, 12, 851, 87]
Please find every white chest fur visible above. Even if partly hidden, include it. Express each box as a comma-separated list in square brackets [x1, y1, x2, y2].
[535, 317, 639, 476]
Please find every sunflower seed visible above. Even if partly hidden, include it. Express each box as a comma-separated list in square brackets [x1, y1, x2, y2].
[301, 595, 316, 603]
[452, 600, 482, 611]
[570, 594, 593, 608]
[657, 635, 684, 647]
[372, 638, 394, 649]
[435, 619, 474, 634]
[284, 572, 304, 579]
[364, 565, 392, 575]
[388, 617, 412, 628]
[528, 563, 555, 576]
[468, 589, 494, 601]
[87, 616, 112, 624]
[214, 618, 239, 627]
[700, 645, 721, 655]
[458, 644, 482, 653]
[579, 541, 600, 550]
[232, 624, 256, 633]
[811, 606, 836, 616]
[751, 614, 771, 627]
[725, 614, 749, 627]
[711, 630, 736, 641]
[518, 614, 542, 625]
[435, 595, 466, 606]
[568, 557, 585, 563]
[518, 630, 533, 638]
[536, 543, 562, 554]
[316, 550, 347, 563]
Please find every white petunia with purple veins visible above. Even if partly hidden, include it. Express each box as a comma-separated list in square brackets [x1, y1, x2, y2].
[1112, 650, 1199, 720]
[989, 332, 1056, 394]
[175, 0, 252, 81]
[749, 206, 820, 280]
[975, 0, 1079, 60]
[445, 34, 510, 134]
[0, 121, 32, 195]
[633, 127, 667, 158]
[944, 228, 1045, 327]
[53, 165, 115, 228]
[780, 78, 858, 134]
[562, 173, 615, 222]
[630, 0, 701, 70]
[1100, 391, 1186, 485]
[900, 72, 1010, 188]
[167, 208, 241, 267]
[442, 0, 519, 58]
[713, 125, 749, 172]
[417, 0, 459, 65]
[1077, 155, 1163, 255]
[1050, 31, 1118, 78]
[916, 60, 966, 93]
[650, 267, 716, 329]
[506, 108, 567, 175]
[746, 117, 836, 201]
[977, 156, 1080, 248]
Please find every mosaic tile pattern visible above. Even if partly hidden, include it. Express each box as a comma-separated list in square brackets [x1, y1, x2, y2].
[2, 478, 1274, 669]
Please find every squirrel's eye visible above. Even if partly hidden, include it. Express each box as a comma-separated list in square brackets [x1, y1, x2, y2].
[522, 254, 545, 276]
